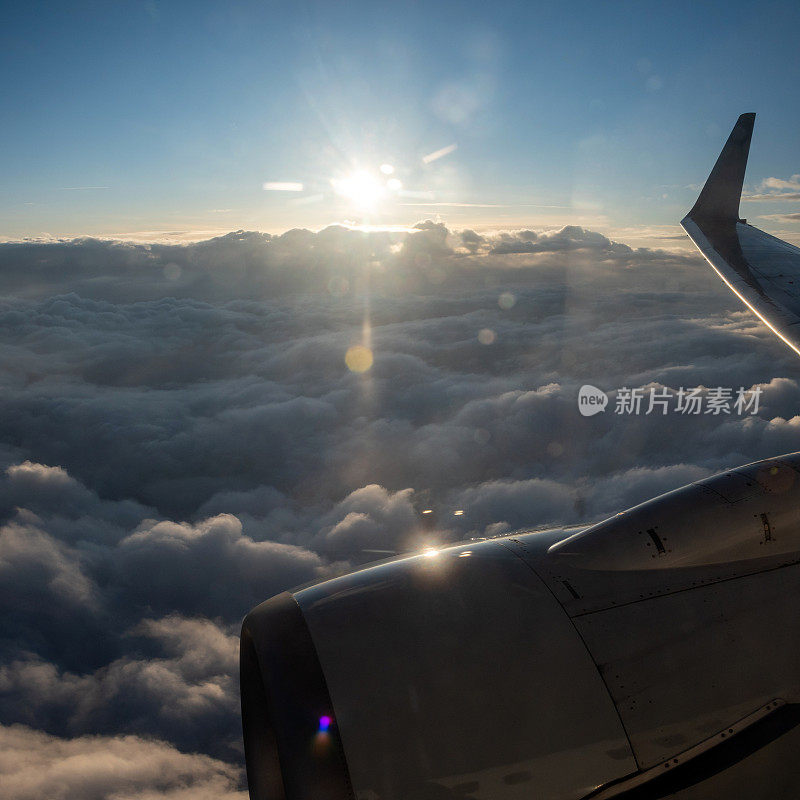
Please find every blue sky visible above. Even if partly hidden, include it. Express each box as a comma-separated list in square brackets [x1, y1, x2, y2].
[3, 0, 800, 244]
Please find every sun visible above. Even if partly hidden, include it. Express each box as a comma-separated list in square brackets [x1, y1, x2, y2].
[331, 170, 385, 211]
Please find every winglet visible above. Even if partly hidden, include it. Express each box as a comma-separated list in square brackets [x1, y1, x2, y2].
[685, 113, 756, 222]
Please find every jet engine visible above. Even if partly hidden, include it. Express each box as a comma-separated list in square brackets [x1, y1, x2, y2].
[241, 452, 800, 800]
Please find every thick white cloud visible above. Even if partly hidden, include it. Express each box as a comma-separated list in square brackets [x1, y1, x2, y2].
[117, 515, 333, 616]
[1, 222, 798, 796]
[0, 516, 95, 608]
[314, 484, 421, 557]
[0, 725, 244, 800]
[0, 614, 240, 758]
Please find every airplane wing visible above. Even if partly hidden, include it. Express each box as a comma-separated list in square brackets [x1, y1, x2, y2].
[682, 112, 800, 357]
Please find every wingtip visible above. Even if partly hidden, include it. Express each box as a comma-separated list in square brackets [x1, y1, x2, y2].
[737, 111, 756, 130]
[685, 113, 756, 222]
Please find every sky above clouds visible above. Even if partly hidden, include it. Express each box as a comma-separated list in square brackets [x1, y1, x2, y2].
[3, 224, 800, 797]
[3, 0, 800, 243]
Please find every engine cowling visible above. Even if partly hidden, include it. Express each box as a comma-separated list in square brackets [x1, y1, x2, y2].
[241, 453, 800, 800]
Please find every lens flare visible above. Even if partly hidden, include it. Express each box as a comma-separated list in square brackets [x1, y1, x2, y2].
[345, 345, 374, 373]
[313, 731, 331, 756]
[498, 292, 516, 310]
[422, 143, 457, 164]
[262, 181, 304, 191]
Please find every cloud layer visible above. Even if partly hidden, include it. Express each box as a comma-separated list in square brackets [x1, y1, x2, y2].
[0, 724, 245, 800]
[2, 222, 799, 796]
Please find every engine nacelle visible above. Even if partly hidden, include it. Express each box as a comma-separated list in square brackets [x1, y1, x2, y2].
[241, 453, 800, 800]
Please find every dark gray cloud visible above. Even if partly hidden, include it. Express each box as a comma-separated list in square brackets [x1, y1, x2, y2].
[2, 222, 799, 795]
[744, 193, 800, 202]
[760, 212, 800, 222]
[743, 176, 800, 203]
